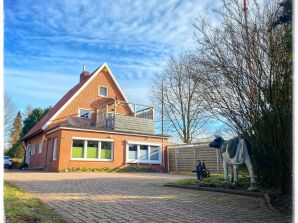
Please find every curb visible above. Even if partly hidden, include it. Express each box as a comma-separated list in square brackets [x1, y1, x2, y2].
[164, 184, 264, 197]
[164, 184, 282, 213]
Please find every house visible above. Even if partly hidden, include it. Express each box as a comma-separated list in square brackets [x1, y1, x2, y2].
[23, 63, 169, 172]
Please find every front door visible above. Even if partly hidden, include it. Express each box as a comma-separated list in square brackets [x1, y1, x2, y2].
[45, 139, 51, 170]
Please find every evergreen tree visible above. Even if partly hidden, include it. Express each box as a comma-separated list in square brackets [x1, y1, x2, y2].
[22, 107, 51, 137]
[6, 112, 23, 158]
[9, 112, 22, 145]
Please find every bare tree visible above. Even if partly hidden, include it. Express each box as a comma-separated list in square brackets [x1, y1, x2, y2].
[192, 0, 292, 191]
[4, 93, 16, 138]
[150, 53, 208, 143]
[23, 104, 33, 118]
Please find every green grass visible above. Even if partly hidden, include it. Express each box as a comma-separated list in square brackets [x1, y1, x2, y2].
[4, 182, 64, 223]
[167, 174, 252, 188]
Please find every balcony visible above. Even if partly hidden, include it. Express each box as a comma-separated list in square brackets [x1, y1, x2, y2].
[96, 100, 155, 134]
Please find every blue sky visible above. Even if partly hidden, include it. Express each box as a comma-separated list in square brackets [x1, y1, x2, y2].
[4, 0, 220, 107]
[4, 0, 227, 139]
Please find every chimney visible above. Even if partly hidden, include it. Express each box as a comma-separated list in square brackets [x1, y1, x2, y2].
[80, 64, 90, 82]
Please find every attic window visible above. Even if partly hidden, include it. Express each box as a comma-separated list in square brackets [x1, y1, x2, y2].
[79, 109, 92, 119]
[99, 86, 108, 97]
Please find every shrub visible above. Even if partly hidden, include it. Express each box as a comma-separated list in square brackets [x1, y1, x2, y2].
[61, 166, 156, 173]
[11, 158, 23, 169]
[114, 167, 155, 173]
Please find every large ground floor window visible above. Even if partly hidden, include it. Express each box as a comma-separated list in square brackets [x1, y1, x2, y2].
[126, 141, 162, 164]
[71, 138, 113, 161]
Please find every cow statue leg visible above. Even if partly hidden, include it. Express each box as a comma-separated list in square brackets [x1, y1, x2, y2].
[223, 159, 229, 181]
[245, 158, 257, 191]
[232, 165, 239, 185]
[230, 165, 234, 182]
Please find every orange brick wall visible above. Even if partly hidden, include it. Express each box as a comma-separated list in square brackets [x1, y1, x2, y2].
[25, 132, 47, 169]
[25, 130, 62, 171]
[49, 69, 131, 128]
[55, 129, 168, 172]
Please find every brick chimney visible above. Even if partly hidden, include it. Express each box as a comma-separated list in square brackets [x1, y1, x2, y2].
[80, 64, 90, 82]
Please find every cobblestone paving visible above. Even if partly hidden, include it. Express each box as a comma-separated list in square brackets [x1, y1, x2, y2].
[4, 171, 292, 223]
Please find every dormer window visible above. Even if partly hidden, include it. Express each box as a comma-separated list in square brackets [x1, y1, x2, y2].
[79, 109, 92, 119]
[99, 86, 108, 97]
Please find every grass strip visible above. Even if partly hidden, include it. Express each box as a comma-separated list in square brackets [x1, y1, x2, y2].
[4, 181, 64, 223]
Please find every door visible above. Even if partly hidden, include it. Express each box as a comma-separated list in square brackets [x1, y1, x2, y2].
[45, 139, 51, 169]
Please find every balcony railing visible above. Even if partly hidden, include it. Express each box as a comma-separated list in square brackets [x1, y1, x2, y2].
[96, 100, 155, 134]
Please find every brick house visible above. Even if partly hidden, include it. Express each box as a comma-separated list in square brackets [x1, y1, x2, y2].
[23, 63, 169, 172]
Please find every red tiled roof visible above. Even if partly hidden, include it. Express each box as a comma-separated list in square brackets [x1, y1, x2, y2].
[23, 76, 91, 139]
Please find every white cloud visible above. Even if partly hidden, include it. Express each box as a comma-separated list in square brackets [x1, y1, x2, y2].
[4, 0, 219, 112]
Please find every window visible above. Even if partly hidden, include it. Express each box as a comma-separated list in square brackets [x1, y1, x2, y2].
[53, 138, 58, 161]
[99, 86, 108, 97]
[150, 146, 159, 161]
[126, 142, 161, 164]
[79, 109, 92, 119]
[128, 144, 138, 159]
[38, 141, 43, 154]
[27, 144, 34, 156]
[31, 144, 35, 155]
[72, 140, 84, 158]
[140, 145, 148, 160]
[71, 138, 113, 161]
[101, 142, 112, 159]
[87, 141, 98, 158]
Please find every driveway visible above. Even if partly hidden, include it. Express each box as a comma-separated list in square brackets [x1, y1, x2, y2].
[4, 171, 291, 223]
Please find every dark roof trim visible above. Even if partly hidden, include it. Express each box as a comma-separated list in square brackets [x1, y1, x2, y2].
[23, 129, 44, 141]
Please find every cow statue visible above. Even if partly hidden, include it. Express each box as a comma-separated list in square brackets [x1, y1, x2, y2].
[209, 136, 256, 191]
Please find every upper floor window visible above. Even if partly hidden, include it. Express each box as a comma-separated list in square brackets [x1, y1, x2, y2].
[99, 86, 108, 97]
[79, 109, 92, 119]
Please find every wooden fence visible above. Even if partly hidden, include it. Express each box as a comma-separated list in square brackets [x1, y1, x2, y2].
[168, 143, 223, 174]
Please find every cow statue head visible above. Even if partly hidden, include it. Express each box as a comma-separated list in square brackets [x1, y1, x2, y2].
[209, 136, 224, 149]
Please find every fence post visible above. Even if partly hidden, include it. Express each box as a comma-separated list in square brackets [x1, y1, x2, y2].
[193, 145, 196, 169]
[216, 149, 220, 175]
[175, 148, 178, 172]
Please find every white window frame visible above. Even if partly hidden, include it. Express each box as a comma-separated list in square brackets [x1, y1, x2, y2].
[53, 138, 58, 161]
[38, 141, 43, 154]
[70, 137, 114, 161]
[27, 144, 33, 156]
[78, 108, 92, 119]
[126, 141, 162, 164]
[98, 86, 108, 97]
[31, 144, 35, 155]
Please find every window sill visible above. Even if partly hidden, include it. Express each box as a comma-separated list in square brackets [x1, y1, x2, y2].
[70, 158, 113, 162]
[126, 160, 161, 164]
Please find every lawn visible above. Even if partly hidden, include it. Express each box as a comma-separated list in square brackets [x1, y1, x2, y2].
[4, 182, 64, 223]
[167, 174, 253, 189]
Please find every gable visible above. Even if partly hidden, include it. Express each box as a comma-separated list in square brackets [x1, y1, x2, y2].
[24, 63, 130, 139]
[49, 65, 131, 127]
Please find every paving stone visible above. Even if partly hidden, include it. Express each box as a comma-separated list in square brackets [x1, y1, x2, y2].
[4, 171, 292, 223]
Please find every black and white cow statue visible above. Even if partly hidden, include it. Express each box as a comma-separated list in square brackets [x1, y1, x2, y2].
[209, 136, 256, 191]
